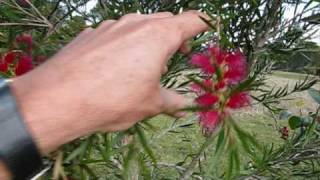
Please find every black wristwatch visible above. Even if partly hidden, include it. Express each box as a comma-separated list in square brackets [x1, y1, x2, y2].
[0, 79, 44, 180]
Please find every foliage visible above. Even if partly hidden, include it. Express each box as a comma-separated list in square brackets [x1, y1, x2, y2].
[0, 0, 319, 179]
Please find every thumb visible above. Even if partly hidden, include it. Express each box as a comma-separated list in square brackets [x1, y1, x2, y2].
[160, 88, 190, 118]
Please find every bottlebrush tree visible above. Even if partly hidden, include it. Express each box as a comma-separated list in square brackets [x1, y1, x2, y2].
[0, 0, 319, 179]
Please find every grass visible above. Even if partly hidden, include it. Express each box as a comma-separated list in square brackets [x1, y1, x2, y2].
[272, 70, 317, 80]
[144, 111, 288, 179]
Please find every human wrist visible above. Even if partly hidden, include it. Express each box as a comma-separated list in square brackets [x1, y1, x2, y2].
[9, 72, 96, 155]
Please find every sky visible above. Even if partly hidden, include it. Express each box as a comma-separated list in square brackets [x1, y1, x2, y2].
[84, 1, 319, 44]
[283, 2, 320, 44]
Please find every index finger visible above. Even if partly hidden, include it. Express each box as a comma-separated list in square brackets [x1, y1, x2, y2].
[166, 11, 212, 43]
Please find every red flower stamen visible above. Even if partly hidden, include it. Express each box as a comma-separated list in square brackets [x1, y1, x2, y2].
[191, 54, 215, 74]
[227, 92, 250, 109]
[199, 111, 221, 131]
[196, 93, 219, 107]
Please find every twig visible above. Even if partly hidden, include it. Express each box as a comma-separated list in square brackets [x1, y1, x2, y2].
[47, 0, 63, 21]
[0, 22, 50, 27]
[180, 129, 220, 180]
[153, 116, 197, 140]
[25, 0, 53, 29]
[157, 162, 203, 180]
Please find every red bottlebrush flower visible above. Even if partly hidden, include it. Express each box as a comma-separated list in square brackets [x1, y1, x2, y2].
[202, 79, 213, 88]
[214, 80, 226, 90]
[4, 51, 20, 64]
[196, 93, 219, 107]
[199, 111, 221, 131]
[15, 55, 33, 76]
[0, 63, 8, 72]
[191, 54, 215, 74]
[224, 51, 247, 84]
[227, 92, 250, 109]
[209, 46, 227, 64]
[16, 34, 33, 52]
[0, 56, 8, 72]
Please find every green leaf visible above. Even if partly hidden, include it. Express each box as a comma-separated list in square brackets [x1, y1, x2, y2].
[233, 148, 240, 173]
[64, 138, 91, 163]
[308, 88, 320, 104]
[231, 73, 257, 94]
[176, 80, 192, 88]
[123, 142, 136, 179]
[180, 105, 208, 112]
[138, 154, 152, 180]
[179, 123, 194, 128]
[79, 164, 98, 178]
[215, 128, 225, 154]
[226, 151, 234, 180]
[134, 125, 157, 165]
[288, 116, 303, 129]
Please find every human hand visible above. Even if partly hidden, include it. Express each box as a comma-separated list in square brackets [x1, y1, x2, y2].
[10, 11, 209, 154]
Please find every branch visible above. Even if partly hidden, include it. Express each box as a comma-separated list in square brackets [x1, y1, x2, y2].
[180, 129, 220, 180]
[0, 22, 50, 27]
[158, 162, 203, 180]
[47, 0, 63, 21]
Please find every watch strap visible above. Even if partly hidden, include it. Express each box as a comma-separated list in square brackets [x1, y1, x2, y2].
[0, 80, 43, 180]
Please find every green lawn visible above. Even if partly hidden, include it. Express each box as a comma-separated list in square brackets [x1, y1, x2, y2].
[144, 111, 288, 179]
[272, 71, 316, 80]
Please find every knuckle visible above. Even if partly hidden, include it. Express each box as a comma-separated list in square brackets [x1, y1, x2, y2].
[147, 20, 171, 34]
[143, 20, 183, 48]
[138, 20, 159, 34]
